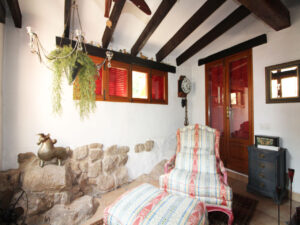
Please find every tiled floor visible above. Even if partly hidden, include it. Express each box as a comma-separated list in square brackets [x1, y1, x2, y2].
[228, 177, 299, 225]
[84, 175, 299, 225]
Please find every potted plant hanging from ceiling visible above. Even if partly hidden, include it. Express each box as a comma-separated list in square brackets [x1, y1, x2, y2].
[48, 44, 96, 119]
[25, 0, 113, 119]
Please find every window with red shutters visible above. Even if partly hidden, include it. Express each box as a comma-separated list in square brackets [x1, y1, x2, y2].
[95, 68, 103, 96]
[151, 70, 167, 103]
[152, 75, 164, 100]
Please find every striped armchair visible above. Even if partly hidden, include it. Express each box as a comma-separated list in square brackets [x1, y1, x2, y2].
[159, 124, 233, 225]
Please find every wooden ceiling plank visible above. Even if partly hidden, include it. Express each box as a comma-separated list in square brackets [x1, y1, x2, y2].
[0, 0, 5, 24]
[236, 0, 290, 31]
[176, 5, 251, 66]
[102, 0, 126, 49]
[130, 0, 177, 56]
[63, 0, 72, 38]
[6, 0, 21, 28]
[156, 0, 226, 63]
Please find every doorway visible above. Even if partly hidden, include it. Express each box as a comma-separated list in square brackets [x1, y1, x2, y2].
[205, 49, 253, 174]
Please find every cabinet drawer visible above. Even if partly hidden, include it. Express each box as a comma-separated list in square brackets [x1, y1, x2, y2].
[253, 168, 276, 183]
[251, 178, 275, 192]
[252, 149, 278, 162]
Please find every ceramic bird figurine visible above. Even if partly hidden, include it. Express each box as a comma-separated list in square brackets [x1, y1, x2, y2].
[37, 133, 70, 167]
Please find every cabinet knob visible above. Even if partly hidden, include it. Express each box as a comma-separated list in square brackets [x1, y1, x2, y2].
[259, 163, 265, 168]
[259, 153, 265, 158]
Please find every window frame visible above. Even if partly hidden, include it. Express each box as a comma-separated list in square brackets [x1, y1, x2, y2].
[73, 56, 168, 105]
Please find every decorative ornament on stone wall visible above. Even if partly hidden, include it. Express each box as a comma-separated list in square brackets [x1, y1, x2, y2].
[37, 133, 70, 167]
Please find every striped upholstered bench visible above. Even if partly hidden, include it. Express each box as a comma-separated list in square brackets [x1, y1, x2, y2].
[103, 183, 208, 225]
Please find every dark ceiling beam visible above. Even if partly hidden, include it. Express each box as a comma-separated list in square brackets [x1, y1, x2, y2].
[130, 0, 177, 56]
[156, 0, 226, 63]
[198, 34, 267, 66]
[236, 0, 290, 31]
[0, 0, 5, 24]
[176, 5, 251, 66]
[56, 36, 176, 73]
[6, 0, 22, 28]
[63, 0, 72, 38]
[102, 0, 126, 49]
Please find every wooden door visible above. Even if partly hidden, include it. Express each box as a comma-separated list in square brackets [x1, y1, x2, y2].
[206, 49, 253, 174]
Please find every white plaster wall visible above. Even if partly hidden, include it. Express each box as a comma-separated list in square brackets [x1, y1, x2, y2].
[1, 0, 190, 179]
[0, 23, 3, 170]
[189, 3, 300, 193]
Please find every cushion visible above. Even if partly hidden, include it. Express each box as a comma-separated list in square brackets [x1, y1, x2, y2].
[175, 125, 216, 173]
[159, 169, 232, 209]
[104, 183, 208, 225]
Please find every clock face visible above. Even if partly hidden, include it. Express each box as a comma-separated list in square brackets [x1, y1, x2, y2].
[181, 77, 191, 94]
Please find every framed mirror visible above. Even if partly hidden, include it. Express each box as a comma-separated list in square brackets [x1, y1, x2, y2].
[265, 60, 300, 103]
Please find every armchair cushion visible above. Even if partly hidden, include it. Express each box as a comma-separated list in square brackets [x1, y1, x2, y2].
[160, 169, 232, 209]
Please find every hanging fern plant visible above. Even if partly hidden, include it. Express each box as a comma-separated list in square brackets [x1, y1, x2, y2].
[48, 45, 96, 119]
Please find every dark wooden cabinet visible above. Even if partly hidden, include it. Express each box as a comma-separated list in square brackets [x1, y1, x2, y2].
[247, 145, 287, 203]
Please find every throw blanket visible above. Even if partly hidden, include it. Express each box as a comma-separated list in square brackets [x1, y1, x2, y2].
[104, 183, 207, 225]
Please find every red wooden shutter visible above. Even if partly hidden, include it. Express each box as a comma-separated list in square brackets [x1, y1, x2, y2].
[95, 68, 102, 95]
[109, 67, 128, 97]
[151, 75, 164, 100]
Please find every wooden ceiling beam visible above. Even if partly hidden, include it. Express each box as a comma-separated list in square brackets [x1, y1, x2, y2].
[236, 0, 290, 31]
[0, 0, 5, 24]
[102, 0, 126, 49]
[63, 0, 72, 38]
[198, 34, 267, 66]
[176, 5, 250, 66]
[6, 0, 21, 28]
[130, 0, 177, 56]
[57, 36, 176, 73]
[156, 0, 226, 63]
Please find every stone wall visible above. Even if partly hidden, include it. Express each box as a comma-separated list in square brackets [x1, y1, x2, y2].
[0, 143, 129, 225]
[70, 143, 129, 196]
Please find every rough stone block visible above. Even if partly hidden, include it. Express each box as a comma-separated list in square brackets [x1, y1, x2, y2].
[41, 195, 99, 225]
[103, 155, 119, 173]
[74, 145, 89, 160]
[89, 148, 103, 162]
[114, 167, 128, 187]
[88, 143, 103, 149]
[22, 162, 72, 192]
[105, 145, 118, 155]
[0, 169, 20, 192]
[79, 161, 88, 173]
[134, 144, 145, 153]
[118, 146, 130, 154]
[87, 161, 102, 178]
[18, 152, 36, 164]
[97, 174, 115, 192]
[118, 154, 128, 167]
[145, 140, 155, 152]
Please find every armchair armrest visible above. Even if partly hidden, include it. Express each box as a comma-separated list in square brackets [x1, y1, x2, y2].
[218, 160, 228, 185]
[164, 154, 176, 173]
